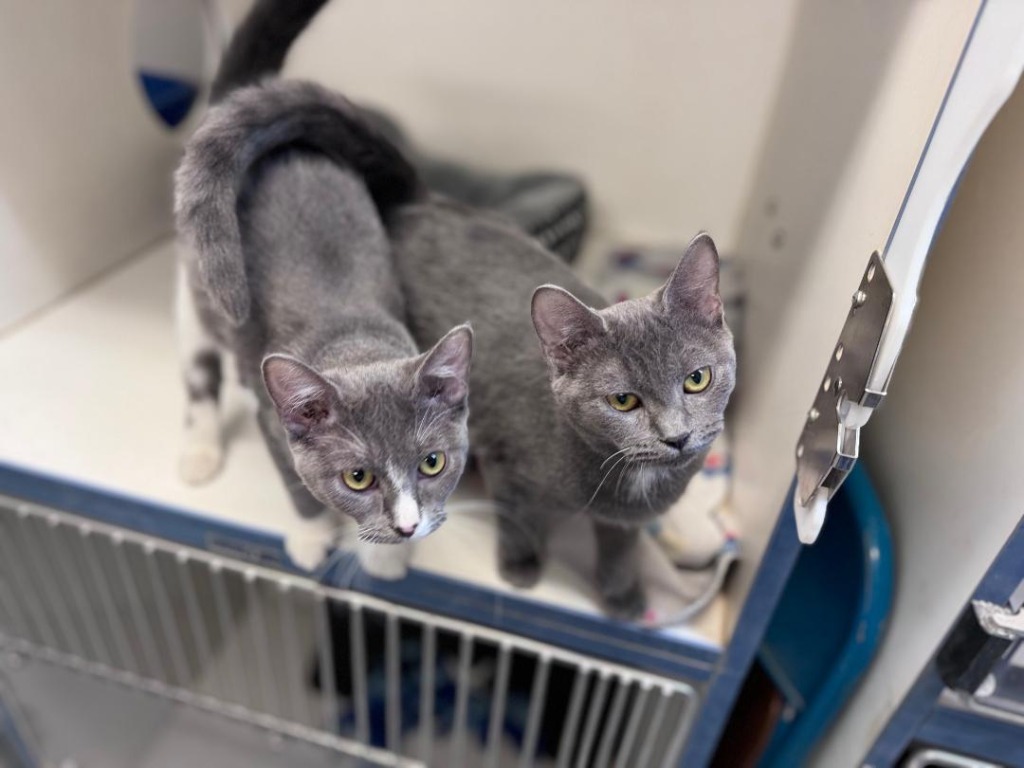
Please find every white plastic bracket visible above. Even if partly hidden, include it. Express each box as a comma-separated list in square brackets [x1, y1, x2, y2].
[793, 0, 1024, 543]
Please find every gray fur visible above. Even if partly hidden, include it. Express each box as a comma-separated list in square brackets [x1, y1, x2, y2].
[178, 79, 735, 617]
[175, 80, 420, 326]
[391, 204, 736, 617]
[174, 86, 472, 545]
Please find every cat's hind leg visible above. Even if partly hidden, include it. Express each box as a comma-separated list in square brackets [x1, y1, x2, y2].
[176, 262, 225, 485]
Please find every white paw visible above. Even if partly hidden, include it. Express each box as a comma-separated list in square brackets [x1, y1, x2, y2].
[178, 441, 224, 485]
[285, 533, 331, 571]
[357, 541, 411, 581]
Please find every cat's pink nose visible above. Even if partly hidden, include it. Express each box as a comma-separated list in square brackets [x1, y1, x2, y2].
[395, 522, 417, 538]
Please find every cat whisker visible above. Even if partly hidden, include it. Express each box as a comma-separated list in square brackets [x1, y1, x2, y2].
[599, 440, 655, 470]
[600, 445, 635, 470]
[585, 451, 633, 509]
[614, 455, 634, 500]
[639, 461, 654, 511]
[421, 515, 447, 537]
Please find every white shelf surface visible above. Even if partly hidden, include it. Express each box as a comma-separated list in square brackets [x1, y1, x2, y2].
[0, 241, 727, 651]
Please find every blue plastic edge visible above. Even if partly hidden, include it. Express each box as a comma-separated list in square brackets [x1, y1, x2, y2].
[861, 516, 1024, 766]
[0, 694, 36, 768]
[137, 70, 198, 128]
[757, 463, 894, 766]
[917, 706, 1024, 766]
[679, 481, 804, 768]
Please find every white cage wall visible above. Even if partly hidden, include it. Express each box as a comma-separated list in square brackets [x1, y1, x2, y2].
[1, 1, 1015, 766]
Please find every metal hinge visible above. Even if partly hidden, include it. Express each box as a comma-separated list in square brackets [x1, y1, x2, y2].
[974, 600, 1024, 641]
[793, 252, 895, 543]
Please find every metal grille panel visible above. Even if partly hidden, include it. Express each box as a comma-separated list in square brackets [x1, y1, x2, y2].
[0, 495, 697, 767]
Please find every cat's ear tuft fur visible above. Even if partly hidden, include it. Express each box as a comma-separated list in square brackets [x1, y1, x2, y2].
[417, 324, 473, 406]
[532, 285, 606, 372]
[262, 355, 338, 439]
[663, 232, 723, 325]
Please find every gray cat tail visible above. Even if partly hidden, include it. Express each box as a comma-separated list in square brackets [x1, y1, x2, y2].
[175, 79, 421, 325]
[210, 0, 332, 104]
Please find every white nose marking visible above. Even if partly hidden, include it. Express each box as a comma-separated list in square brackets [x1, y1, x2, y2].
[394, 492, 420, 536]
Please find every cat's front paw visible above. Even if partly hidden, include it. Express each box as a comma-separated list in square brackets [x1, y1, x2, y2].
[285, 534, 331, 572]
[601, 581, 647, 622]
[358, 541, 410, 581]
[499, 553, 542, 589]
[178, 441, 224, 485]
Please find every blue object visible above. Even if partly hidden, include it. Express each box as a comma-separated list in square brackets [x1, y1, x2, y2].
[137, 70, 198, 128]
[756, 463, 894, 767]
[0, 689, 36, 768]
[863, 514, 1024, 767]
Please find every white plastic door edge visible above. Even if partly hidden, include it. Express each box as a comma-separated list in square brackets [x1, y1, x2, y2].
[793, 0, 1024, 544]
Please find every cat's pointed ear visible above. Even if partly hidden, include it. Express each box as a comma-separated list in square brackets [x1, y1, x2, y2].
[417, 324, 473, 407]
[262, 355, 338, 439]
[532, 285, 606, 372]
[663, 232, 723, 325]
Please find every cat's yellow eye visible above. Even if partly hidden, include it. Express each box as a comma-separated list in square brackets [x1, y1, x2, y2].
[342, 469, 375, 491]
[607, 393, 641, 412]
[684, 366, 713, 394]
[419, 451, 447, 477]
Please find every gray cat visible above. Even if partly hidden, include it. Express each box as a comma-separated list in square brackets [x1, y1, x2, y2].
[184, 78, 736, 619]
[395, 206, 735, 619]
[174, 83, 473, 575]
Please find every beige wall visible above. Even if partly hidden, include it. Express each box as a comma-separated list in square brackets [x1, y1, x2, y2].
[0, 0, 805, 332]
[0, 1, 204, 333]
[134, 0, 208, 80]
[812, 70, 1024, 768]
[285, 0, 800, 255]
[726, 0, 977, 634]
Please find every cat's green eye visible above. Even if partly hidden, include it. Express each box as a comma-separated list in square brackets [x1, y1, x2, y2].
[607, 393, 641, 412]
[419, 451, 447, 477]
[342, 469, 375, 491]
[683, 366, 713, 394]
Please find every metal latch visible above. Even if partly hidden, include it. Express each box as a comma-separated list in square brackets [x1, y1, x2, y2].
[793, 252, 895, 543]
[937, 598, 1022, 694]
[974, 600, 1024, 641]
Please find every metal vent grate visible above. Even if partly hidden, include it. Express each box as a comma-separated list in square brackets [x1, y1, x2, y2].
[0, 495, 696, 767]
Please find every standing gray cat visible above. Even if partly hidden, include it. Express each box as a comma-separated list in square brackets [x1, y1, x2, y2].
[183, 78, 737, 619]
[395, 205, 735, 619]
[174, 83, 473, 575]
